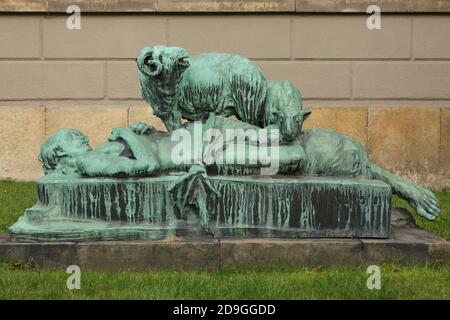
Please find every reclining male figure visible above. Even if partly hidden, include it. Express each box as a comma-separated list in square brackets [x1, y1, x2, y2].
[40, 113, 439, 221]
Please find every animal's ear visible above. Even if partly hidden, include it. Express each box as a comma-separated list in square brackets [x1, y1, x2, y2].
[177, 56, 190, 70]
[301, 110, 312, 120]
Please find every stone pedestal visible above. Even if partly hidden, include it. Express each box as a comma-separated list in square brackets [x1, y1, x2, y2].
[2, 217, 449, 270]
[9, 174, 392, 241]
[207, 176, 391, 238]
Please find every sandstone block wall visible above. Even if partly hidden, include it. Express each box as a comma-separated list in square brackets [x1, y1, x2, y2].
[0, 1, 449, 188]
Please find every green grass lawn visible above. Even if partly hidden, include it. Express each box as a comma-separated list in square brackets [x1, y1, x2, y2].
[1, 263, 449, 299]
[0, 180, 449, 300]
[0, 181, 36, 233]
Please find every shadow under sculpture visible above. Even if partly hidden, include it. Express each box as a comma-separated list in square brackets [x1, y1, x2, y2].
[9, 45, 439, 241]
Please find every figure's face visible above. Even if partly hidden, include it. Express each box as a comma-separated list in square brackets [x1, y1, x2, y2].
[136, 45, 190, 82]
[55, 131, 92, 162]
[40, 129, 93, 174]
[69, 135, 92, 154]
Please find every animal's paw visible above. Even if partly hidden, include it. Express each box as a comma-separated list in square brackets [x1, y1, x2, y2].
[410, 187, 440, 221]
[129, 122, 156, 135]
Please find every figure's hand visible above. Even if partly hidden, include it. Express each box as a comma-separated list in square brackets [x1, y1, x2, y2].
[108, 127, 134, 141]
[410, 187, 440, 221]
[129, 122, 156, 136]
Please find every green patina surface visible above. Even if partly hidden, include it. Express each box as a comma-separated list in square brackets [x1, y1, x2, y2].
[6, 45, 441, 241]
[2, 182, 449, 241]
[135, 45, 439, 223]
[207, 176, 391, 238]
[8, 174, 391, 241]
[137, 45, 308, 138]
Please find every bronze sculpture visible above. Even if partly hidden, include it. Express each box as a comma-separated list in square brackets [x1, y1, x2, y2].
[8, 45, 440, 241]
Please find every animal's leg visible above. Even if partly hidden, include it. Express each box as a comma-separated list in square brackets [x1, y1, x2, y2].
[369, 163, 439, 220]
[230, 70, 267, 126]
[163, 110, 182, 132]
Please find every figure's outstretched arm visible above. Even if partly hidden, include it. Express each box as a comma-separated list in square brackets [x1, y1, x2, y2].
[76, 128, 160, 177]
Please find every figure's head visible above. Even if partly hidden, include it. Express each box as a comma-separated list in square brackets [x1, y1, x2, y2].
[264, 80, 311, 143]
[39, 129, 92, 174]
[136, 45, 190, 83]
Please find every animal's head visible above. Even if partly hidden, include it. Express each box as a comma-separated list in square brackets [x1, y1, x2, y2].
[39, 129, 92, 174]
[264, 80, 311, 143]
[136, 45, 190, 85]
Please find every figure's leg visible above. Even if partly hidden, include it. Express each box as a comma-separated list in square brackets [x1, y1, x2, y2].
[369, 163, 440, 220]
[210, 140, 304, 176]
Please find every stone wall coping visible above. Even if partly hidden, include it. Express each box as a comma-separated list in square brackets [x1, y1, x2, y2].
[1, 0, 450, 13]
